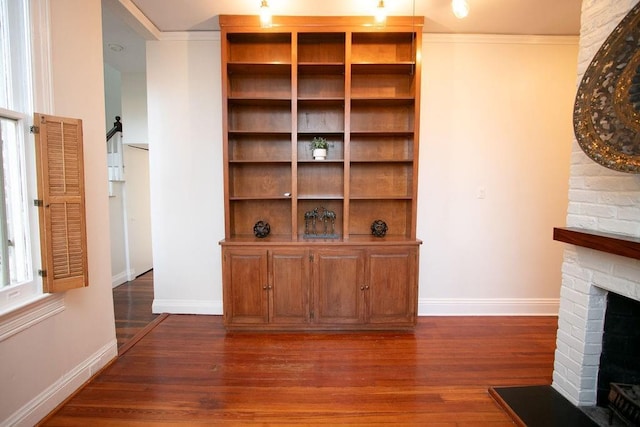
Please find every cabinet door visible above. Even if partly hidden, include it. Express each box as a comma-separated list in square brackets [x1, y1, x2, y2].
[269, 249, 310, 325]
[223, 248, 268, 326]
[366, 248, 417, 326]
[313, 249, 365, 325]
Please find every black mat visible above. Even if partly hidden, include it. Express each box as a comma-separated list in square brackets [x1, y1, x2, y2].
[490, 385, 599, 427]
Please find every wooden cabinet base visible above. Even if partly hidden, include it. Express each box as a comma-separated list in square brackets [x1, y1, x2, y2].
[221, 241, 420, 331]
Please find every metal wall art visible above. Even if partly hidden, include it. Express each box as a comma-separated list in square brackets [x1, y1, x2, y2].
[573, 2, 640, 173]
[303, 206, 338, 239]
[371, 219, 388, 237]
[253, 220, 270, 238]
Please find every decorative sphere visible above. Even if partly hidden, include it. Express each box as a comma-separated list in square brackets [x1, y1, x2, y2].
[253, 221, 271, 238]
[371, 220, 388, 237]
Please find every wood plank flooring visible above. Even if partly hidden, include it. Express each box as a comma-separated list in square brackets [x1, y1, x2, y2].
[112, 270, 157, 350]
[42, 314, 558, 426]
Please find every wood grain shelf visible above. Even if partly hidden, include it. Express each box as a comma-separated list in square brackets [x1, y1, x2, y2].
[553, 227, 640, 261]
[220, 15, 423, 331]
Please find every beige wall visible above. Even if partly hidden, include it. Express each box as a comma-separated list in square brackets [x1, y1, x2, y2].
[146, 33, 578, 315]
[0, 0, 116, 424]
[418, 35, 579, 313]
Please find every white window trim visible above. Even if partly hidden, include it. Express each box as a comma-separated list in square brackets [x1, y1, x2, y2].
[0, 0, 61, 337]
[0, 293, 63, 342]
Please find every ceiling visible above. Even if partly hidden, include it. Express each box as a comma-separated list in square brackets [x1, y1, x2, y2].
[102, 0, 583, 73]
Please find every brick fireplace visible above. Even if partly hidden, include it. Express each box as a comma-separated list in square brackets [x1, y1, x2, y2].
[551, 0, 640, 408]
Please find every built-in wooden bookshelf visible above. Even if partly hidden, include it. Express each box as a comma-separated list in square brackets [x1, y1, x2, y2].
[220, 15, 423, 331]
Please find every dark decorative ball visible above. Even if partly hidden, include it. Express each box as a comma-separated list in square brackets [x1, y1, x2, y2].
[371, 220, 388, 238]
[253, 221, 270, 238]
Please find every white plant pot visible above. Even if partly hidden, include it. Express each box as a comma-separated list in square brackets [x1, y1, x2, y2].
[312, 148, 327, 160]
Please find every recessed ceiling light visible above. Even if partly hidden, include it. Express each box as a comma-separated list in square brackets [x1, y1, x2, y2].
[108, 43, 125, 52]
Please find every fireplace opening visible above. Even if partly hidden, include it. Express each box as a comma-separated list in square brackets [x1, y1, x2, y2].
[597, 292, 640, 409]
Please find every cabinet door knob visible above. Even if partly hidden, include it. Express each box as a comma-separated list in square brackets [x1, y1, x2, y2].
[263, 285, 268, 290]
[360, 285, 365, 290]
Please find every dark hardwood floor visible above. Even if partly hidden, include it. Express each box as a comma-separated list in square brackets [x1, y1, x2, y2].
[41, 312, 559, 426]
[112, 270, 159, 351]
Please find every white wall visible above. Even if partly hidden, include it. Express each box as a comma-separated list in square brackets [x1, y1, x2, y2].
[124, 145, 153, 276]
[104, 63, 122, 132]
[122, 72, 148, 144]
[146, 33, 577, 316]
[104, 63, 128, 285]
[418, 35, 579, 314]
[147, 38, 224, 314]
[0, 0, 116, 424]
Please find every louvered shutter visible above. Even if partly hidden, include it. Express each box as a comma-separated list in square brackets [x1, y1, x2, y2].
[34, 113, 88, 292]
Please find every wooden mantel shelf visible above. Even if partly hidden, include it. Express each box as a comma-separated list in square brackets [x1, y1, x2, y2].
[553, 227, 640, 261]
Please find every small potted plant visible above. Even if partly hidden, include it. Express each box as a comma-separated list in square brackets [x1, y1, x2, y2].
[310, 137, 328, 160]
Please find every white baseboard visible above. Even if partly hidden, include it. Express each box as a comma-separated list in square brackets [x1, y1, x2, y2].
[3, 339, 117, 427]
[418, 298, 560, 316]
[112, 269, 136, 288]
[151, 298, 558, 317]
[111, 271, 128, 288]
[152, 299, 223, 315]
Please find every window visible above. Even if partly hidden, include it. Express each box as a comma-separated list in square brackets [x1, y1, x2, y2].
[0, 0, 42, 312]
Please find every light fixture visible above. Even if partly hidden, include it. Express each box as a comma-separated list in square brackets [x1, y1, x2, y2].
[259, 0, 272, 28]
[374, 0, 386, 26]
[452, 0, 469, 19]
[107, 43, 124, 52]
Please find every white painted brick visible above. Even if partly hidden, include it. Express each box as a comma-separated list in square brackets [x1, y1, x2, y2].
[561, 262, 594, 281]
[557, 328, 584, 355]
[618, 206, 640, 221]
[599, 192, 640, 207]
[584, 176, 640, 191]
[598, 219, 640, 235]
[572, 277, 593, 294]
[583, 343, 603, 356]
[578, 390, 597, 406]
[569, 176, 587, 189]
[567, 202, 580, 215]
[579, 203, 617, 218]
[583, 331, 602, 344]
[579, 375, 597, 390]
[566, 369, 581, 388]
[582, 353, 601, 367]
[612, 261, 640, 283]
[571, 163, 609, 177]
[560, 286, 590, 306]
[569, 190, 599, 203]
[566, 214, 598, 229]
[572, 302, 588, 319]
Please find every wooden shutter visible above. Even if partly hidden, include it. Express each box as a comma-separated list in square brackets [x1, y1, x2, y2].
[34, 113, 88, 292]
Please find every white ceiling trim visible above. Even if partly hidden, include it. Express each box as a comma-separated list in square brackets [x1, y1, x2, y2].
[424, 33, 579, 45]
[104, 0, 162, 40]
[159, 31, 220, 41]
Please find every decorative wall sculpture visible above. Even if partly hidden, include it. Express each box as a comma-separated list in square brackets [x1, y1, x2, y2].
[573, 2, 640, 173]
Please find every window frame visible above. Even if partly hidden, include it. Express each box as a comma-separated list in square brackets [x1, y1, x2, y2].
[0, 0, 63, 341]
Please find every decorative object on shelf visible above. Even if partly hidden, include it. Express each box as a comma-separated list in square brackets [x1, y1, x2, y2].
[253, 220, 271, 238]
[371, 219, 388, 237]
[303, 207, 338, 239]
[310, 137, 328, 160]
[573, 2, 640, 173]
